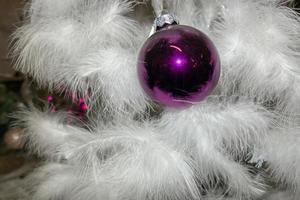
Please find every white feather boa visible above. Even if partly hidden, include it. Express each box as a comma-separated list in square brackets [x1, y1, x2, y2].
[2, 0, 300, 199]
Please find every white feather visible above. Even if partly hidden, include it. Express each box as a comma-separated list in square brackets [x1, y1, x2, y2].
[211, 0, 300, 114]
[259, 128, 300, 193]
[16, 109, 90, 161]
[67, 123, 201, 200]
[12, 0, 150, 116]
[14, 110, 200, 199]
[159, 97, 273, 198]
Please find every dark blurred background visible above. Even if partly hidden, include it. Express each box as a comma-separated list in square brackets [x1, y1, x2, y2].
[0, 0, 27, 176]
[0, 0, 299, 175]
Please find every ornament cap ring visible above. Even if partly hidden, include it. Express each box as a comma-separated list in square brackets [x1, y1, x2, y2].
[149, 11, 179, 36]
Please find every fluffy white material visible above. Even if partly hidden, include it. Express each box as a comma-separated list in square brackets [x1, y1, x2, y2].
[16, 109, 91, 161]
[13, 110, 201, 200]
[4, 0, 300, 199]
[213, 0, 300, 114]
[12, 0, 300, 115]
[159, 98, 272, 198]
[260, 129, 300, 191]
[4, 99, 277, 199]
[12, 0, 150, 116]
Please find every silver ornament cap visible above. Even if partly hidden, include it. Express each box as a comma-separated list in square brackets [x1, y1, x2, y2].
[149, 11, 179, 36]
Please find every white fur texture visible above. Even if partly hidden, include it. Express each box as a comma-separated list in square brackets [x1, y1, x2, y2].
[4, 0, 300, 200]
[259, 129, 300, 192]
[12, 0, 150, 116]
[12, 0, 300, 116]
[3, 98, 280, 200]
[14, 110, 201, 200]
[213, 0, 300, 114]
[158, 98, 272, 199]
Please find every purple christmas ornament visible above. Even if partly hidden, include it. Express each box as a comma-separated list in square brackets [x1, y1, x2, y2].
[137, 23, 220, 108]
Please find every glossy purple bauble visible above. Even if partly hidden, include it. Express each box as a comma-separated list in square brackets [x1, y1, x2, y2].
[137, 25, 220, 108]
